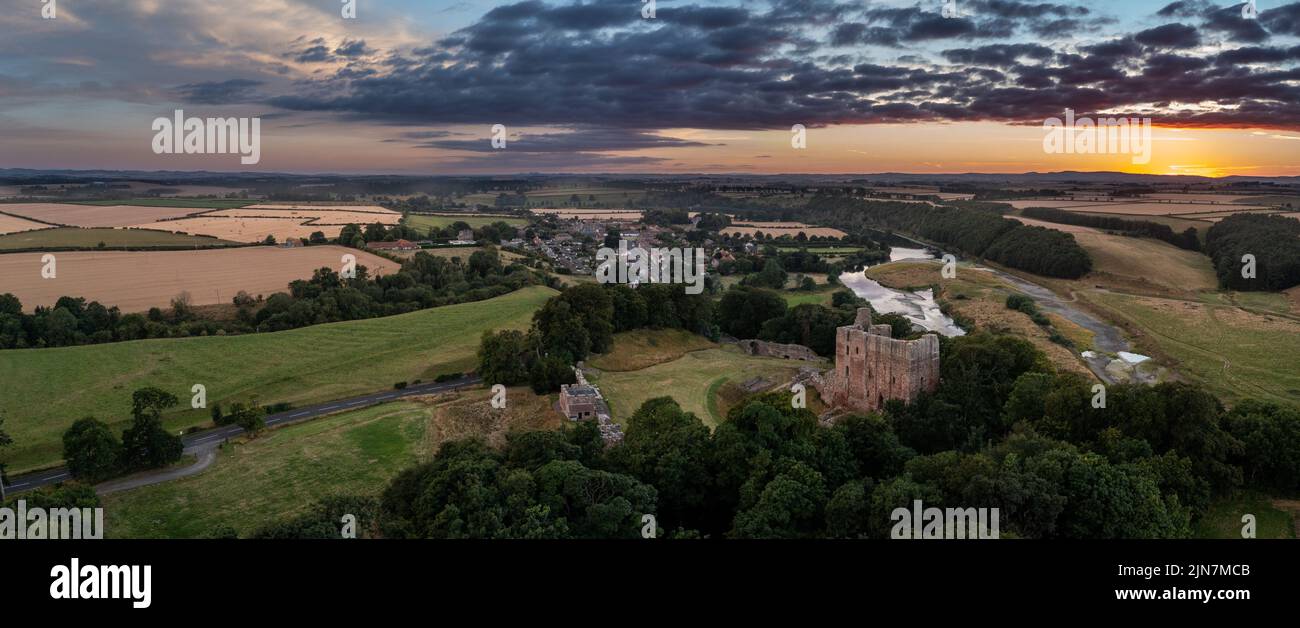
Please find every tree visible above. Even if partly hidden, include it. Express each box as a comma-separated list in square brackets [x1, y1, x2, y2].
[717, 286, 786, 339]
[229, 401, 267, 437]
[478, 330, 531, 386]
[62, 417, 121, 483]
[120, 387, 184, 470]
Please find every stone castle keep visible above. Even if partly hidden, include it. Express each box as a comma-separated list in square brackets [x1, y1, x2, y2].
[824, 308, 940, 413]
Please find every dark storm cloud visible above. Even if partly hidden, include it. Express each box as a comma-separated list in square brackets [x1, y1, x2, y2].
[1262, 1, 1300, 36]
[175, 79, 265, 104]
[1134, 23, 1202, 48]
[334, 40, 374, 58]
[260, 0, 1300, 132]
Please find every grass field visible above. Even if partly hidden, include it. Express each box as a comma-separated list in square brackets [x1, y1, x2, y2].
[1192, 493, 1295, 539]
[70, 199, 251, 209]
[404, 213, 527, 230]
[104, 385, 564, 538]
[591, 344, 811, 426]
[1083, 290, 1300, 407]
[0, 285, 556, 473]
[103, 402, 429, 538]
[0, 227, 236, 250]
[1070, 230, 1217, 294]
[586, 329, 718, 372]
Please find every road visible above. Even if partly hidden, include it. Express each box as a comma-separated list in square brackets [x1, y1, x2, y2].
[1, 375, 481, 495]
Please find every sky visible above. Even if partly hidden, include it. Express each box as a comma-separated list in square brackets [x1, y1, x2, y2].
[0, 0, 1298, 176]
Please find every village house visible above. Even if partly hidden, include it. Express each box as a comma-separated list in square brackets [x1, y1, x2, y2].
[367, 239, 420, 251]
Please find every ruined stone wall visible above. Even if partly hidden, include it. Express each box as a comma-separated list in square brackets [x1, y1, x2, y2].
[826, 308, 939, 414]
[737, 339, 820, 361]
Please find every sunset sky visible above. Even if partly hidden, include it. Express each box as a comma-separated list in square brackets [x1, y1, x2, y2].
[1, 0, 1298, 176]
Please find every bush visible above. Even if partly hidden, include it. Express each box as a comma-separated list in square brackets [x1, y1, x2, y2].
[434, 372, 464, 383]
[394, 381, 408, 390]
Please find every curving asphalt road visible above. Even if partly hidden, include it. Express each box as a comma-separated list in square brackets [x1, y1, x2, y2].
[1, 375, 481, 495]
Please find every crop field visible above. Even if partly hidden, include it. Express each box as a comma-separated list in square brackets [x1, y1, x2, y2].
[129, 215, 337, 242]
[405, 213, 527, 230]
[1083, 291, 1300, 408]
[127, 205, 402, 242]
[0, 213, 53, 235]
[591, 344, 809, 426]
[1063, 202, 1271, 216]
[204, 207, 401, 225]
[0, 285, 557, 473]
[72, 198, 251, 209]
[0, 245, 398, 313]
[0, 227, 236, 250]
[0, 203, 209, 227]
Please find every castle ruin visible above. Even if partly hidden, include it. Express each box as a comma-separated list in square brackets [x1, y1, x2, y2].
[823, 308, 940, 413]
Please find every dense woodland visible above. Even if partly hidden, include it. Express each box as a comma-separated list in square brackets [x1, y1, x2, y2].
[1019, 206, 1201, 252]
[1205, 213, 1300, 291]
[801, 196, 1093, 279]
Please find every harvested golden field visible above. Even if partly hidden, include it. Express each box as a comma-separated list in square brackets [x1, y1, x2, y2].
[1066, 202, 1270, 216]
[0, 245, 398, 312]
[0, 212, 53, 235]
[1, 203, 207, 227]
[1139, 193, 1262, 203]
[1010, 216, 1100, 234]
[721, 225, 847, 238]
[205, 207, 401, 225]
[130, 215, 339, 242]
[242, 204, 394, 212]
[1005, 200, 1113, 209]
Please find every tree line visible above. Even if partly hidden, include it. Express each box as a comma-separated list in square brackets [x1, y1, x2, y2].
[803, 196, 1093, 279]
[1019, 206, 1200, 251]
[1205, 213, 1300, 291]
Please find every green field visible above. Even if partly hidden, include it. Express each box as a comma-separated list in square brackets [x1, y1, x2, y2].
[103, 401, 428, 538]
[781, 289, 835, 307]
[1085, 291, 1300, 407]
[591, 345, 814, 426]
[404, 213, 528, 230]
[0, 285, 556, 473]
[0, 227, 237, 250]
[1192, 494, 1295, 539]
[69, 199, 251, 209]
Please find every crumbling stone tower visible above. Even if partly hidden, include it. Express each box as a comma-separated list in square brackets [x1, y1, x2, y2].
[826, 308, 940, 413]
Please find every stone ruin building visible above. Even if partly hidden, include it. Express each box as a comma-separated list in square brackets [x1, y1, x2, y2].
[821, 308, 940, 414]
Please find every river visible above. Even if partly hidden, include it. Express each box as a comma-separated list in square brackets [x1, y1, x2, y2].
[838, 246, 967, 337]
